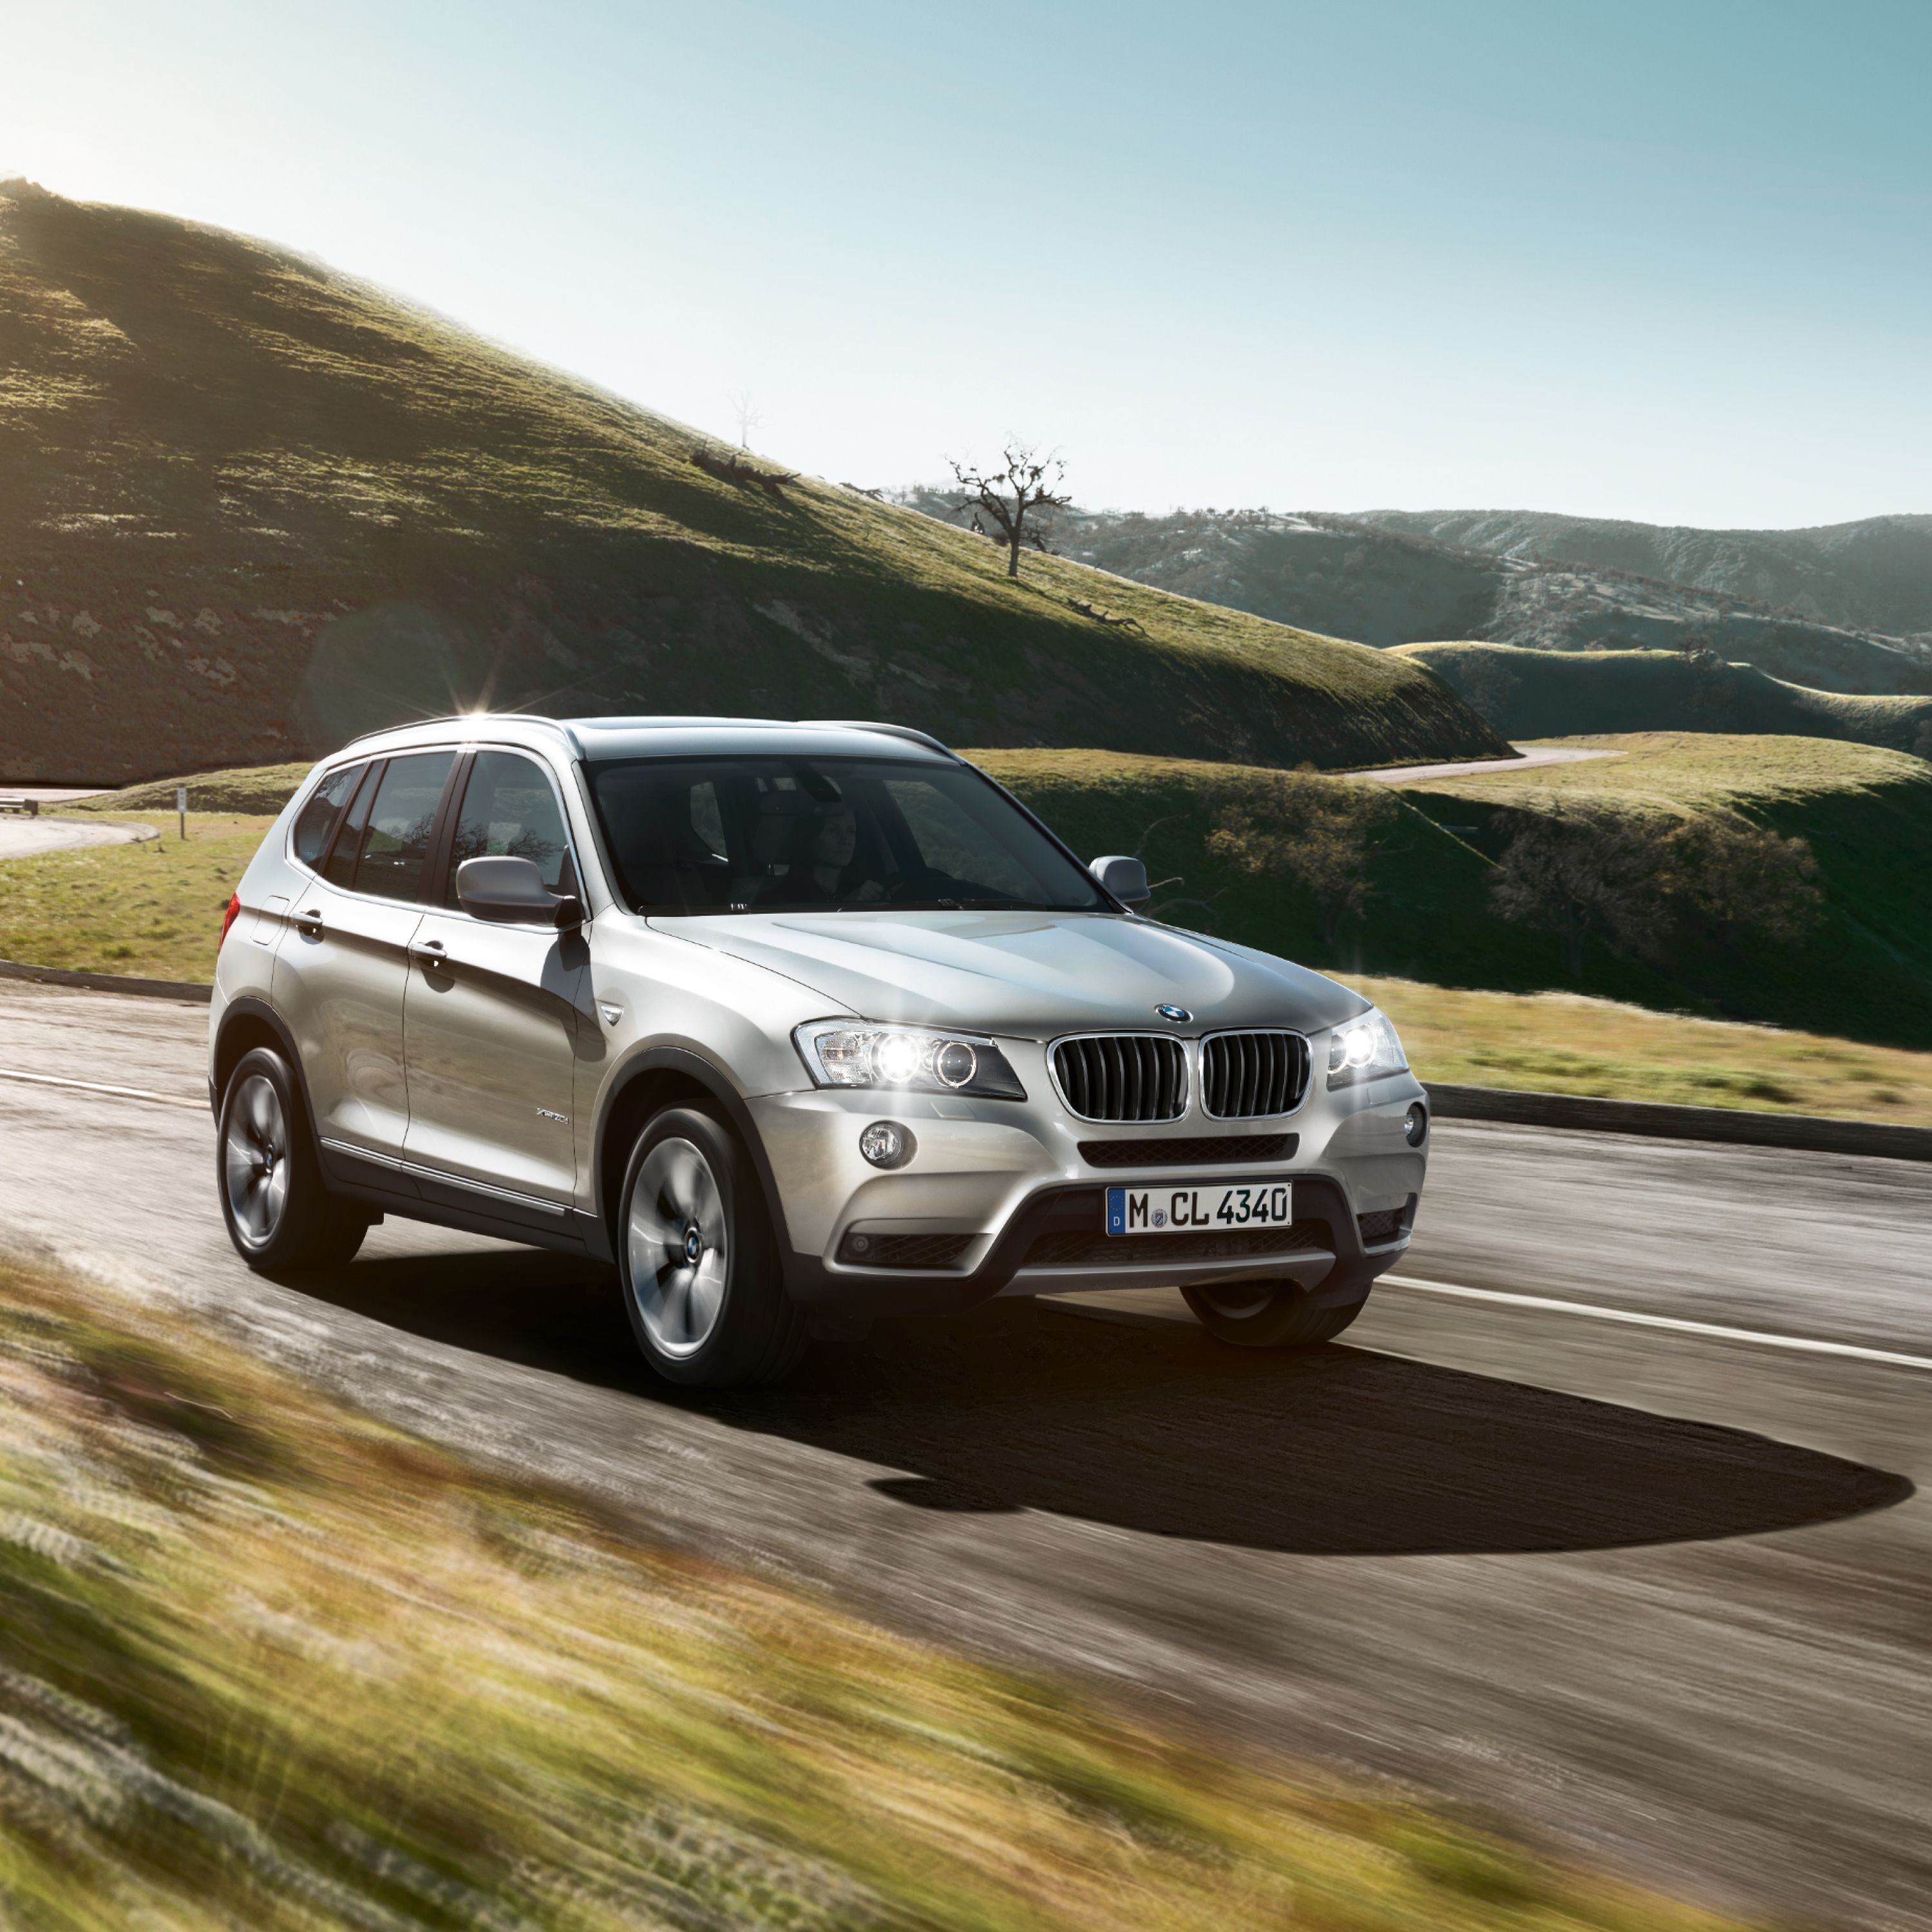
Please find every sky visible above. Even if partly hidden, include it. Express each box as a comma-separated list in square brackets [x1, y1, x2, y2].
[3, 0, 1928, 527]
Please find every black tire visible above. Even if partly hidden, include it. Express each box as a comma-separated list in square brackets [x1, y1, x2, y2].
[1181, 1278, 1367, 1349]
[216, 1046, 369, 1271]
[616, 1104, 806, 1387]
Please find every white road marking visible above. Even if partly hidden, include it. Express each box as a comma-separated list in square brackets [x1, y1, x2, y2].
[0, 1067, 205, 1110]
[1381, 1273, 1932, 1374]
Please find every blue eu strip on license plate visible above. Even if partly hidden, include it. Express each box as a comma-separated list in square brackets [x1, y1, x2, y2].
[1106, 1180, 1293, 1234]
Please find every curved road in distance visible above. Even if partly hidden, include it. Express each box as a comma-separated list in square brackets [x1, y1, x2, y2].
[0, 816, 152, 858]
[2, 980, 1929, 1929]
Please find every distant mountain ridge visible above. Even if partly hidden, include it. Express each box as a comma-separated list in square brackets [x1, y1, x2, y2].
[896, 492, 1932, 699]
[0, 184, 1502, 782]
[1360, 508, 1932, 644]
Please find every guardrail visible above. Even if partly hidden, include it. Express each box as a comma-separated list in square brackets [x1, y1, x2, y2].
[1428, 1081, 1932, 1164]
[0, 795, 41, 817]
[0, 958, 213, 1003]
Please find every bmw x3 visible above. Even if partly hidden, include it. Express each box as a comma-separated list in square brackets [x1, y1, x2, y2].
[209, 715, 1429, 1385]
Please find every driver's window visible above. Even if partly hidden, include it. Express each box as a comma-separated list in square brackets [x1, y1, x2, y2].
[446, 751, 578, 905]
[886, 778, 1038, 899]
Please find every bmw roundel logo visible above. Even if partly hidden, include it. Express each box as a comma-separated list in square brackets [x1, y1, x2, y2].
[1155, 1003, 1192, 1023]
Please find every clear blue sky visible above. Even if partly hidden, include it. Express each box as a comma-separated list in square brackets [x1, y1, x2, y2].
[5, 0, 1927, 526]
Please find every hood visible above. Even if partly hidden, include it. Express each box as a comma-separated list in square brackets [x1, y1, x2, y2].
[647, 909, 1369, 1039]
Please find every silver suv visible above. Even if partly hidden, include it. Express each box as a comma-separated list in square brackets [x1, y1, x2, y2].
[209, 715, 1429, 1385]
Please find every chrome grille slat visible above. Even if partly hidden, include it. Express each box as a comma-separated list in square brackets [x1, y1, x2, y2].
[1201, 1030, 1309, 1119]
[1052, 1034, 1188, 1123]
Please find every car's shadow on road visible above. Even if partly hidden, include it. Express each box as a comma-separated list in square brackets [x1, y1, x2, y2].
[300, 1248, 1913, 1558]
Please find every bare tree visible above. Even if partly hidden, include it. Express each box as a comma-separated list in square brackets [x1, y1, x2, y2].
[1206, 775, 1394, 947]
[947, 444, 1071, 579]
[728, 391, 764, 451]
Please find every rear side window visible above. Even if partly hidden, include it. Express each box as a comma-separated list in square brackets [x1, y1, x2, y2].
[335, 752, 455, 902]
[291, 763, 365, 870]
[445, 751, 578, 905]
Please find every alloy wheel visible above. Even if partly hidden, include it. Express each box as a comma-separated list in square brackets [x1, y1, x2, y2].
[627, 1136, 730, 1358]
[223, 1073, 290, 1250]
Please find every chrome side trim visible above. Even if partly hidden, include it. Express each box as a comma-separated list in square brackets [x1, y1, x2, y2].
[320, 1137, 570, 1217]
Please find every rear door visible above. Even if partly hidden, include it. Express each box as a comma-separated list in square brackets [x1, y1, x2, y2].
[275, 749, 457, 1178]
[401, 748, 587, 1212]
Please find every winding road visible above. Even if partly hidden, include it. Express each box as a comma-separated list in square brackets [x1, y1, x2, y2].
[0, 815, 152, 859]
[2, 980, 1929, 1927]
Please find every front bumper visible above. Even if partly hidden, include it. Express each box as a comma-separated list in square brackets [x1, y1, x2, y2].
[748, 1069, 1428, 1318]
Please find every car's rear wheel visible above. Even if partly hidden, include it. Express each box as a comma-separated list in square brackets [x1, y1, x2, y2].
[617, 1104, 806, 1387]
[217, 1046, 369, 1271]
[1182, 1277, 1366, 1349]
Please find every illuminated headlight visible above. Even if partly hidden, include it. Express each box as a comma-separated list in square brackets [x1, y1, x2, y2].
[795, 1021, 1027, 1099]
[1326, 1009, 1407, 1088]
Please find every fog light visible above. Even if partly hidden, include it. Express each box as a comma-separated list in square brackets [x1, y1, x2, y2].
[1404, 1103, 1428, 1148]
[859, 1121, 914, 1169]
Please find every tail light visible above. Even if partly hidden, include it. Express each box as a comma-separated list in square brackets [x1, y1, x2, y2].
[218, 893, 242, 951]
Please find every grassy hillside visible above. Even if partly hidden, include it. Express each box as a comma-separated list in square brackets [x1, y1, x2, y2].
[0, 183, 1504, 783]
[1366, 507, 1932, 644]
[898, 496, 1932, 696]
[1354, 974, 1932, 1125]
[969, 734, 1932, 1051]
[1394, 641, 1932, 755]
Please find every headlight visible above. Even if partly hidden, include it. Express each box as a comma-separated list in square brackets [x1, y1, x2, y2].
[794, 1021, 1027, 1099]
[1326, 1009, 1407, 1088]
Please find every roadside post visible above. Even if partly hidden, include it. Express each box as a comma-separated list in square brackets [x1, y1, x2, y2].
[176, 786, 187, 843]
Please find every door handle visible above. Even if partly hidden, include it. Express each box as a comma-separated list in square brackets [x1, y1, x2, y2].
[412, 940, 450, 970]
[296, 909, 323, 937]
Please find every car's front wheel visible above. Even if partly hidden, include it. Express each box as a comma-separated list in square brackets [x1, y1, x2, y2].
[217, 1046, 370, 1271]
[1181, 1278, 1366, 1349]
[617, 1104, 806, 1387]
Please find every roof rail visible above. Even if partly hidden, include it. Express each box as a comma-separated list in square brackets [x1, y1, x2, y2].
[346, 713, 586, 755]
[799, 720, 957, 757]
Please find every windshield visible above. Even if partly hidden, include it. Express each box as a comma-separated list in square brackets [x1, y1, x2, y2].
[587, 754, 1111, 916]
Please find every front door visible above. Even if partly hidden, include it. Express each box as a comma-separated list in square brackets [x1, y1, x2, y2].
[276, 750, 456, 1175]
[402, 749, 586, 1211]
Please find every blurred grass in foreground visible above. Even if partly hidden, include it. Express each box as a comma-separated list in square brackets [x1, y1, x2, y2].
[0, 1258, 1762, 1932]
[1358, 974, 1932, 1126]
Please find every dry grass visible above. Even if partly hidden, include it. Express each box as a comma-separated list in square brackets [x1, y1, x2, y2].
[0, 813, 272, 981]
[1356, 974, 1932, 1123]
[0, 1257, 1766, 1931]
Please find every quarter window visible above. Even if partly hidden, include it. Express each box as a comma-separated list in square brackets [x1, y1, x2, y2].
[292, 762, 365, 870]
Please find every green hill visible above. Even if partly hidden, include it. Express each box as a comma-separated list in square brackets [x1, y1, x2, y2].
[967, 734, 1932, 1051]
[0, 183, 1504, 783]
[1392, 641, 1932, 756]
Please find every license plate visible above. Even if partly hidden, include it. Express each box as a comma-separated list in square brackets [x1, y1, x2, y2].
[1106, 1180, 1293, 1235]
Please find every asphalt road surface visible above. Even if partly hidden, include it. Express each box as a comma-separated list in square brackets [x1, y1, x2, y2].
[1354, 744, 1623, 784]
[3, 981, 1929, 1927]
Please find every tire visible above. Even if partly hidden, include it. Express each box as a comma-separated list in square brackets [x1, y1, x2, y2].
[1181, 1277, 1367, 1349]
[217, 1047, 369, 1271]
[616, 1104, 806, 1387]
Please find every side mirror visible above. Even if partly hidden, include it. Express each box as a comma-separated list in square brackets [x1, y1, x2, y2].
[457, 855, 584, 929]
[1090, 854, 1150, 906]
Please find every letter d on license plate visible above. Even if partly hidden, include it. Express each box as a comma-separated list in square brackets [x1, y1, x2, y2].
[1106, 1180, 1293, 1235]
